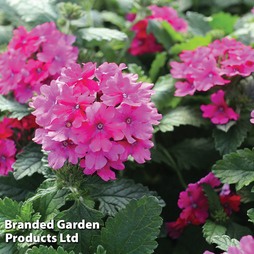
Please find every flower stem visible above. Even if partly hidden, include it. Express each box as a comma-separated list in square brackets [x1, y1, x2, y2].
[161, 147, 187, 189]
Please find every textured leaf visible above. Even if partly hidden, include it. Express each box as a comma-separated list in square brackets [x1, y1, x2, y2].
[247, 208, 254, 224]
[92, 196, 162, 254]
[226, 221, 253, 240]
[170, 34, 212, 55]
[161, 21, 184, 42]
[201, 183, 224, 215]
[151, 74, 179, 112]
[13, 142, 46, 180]
[212, 148, 254, 191]
[0, 238, 20, 254]
[169, 138, 219, 170]
[56, 200, 104, 254]
[0, 25, 13, 45]
[0, 95, 30, 120]
[186, 12, 212, 36]
[236, 183, 254, 203]
[149, 52, 167, 83]
[211, 235, 239, 251]
[127, 63, 151, 83]
[203, 220, 227, 244]
[26, 246, 75, 254]
[79, 27, 127, 42]
[26, 180, 69, 222]
[89, 178, 165, 216]
[0, 171, 44, 202]
[209, 12, 238, 35]
[101, 11, 126, 29]
[147, 19, 173, 51]
[157, 106, 207, 132]
[94, 245, 106, 254]
[213, 118, 252, 156]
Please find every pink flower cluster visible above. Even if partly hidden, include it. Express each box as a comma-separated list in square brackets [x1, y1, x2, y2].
[166, 173, 241, 239]
[170, 38, 254, 97]
[30, 62, 161, 181]
[0, 22, 78, 103]
[204, 235, 254, 254]
[0, 115, 38, 175]
[127, 5, 188, 56]
[201, 90, 240, 124]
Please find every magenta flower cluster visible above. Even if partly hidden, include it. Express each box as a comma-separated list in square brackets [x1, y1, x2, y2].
[204, 235, 254, 254]
[30, 62, 162, 181]
[0, 22, 78, 103]
[166, 173, 241, 239]
[127, 5, 188, 56]
[170, 38, 254, 97]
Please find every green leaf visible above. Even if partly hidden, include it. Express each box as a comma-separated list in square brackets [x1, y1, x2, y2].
[151, 74, 179, 112]
[236, 183, 254, 203]
[201, 183, 224, 216]
[247, 208, 254, 224]
[13, 142, 46, 180]
[56, 200, 104, 254]
[157, 106, 207, 132]
[170, 34, 212, 55]
[212, 148, 254, 191]
[149, 52, 167, 83]
[186, 11, 212, 36]
[0, 25, 13, 45]
[0, 171, 44, 202]
[101, 11, 126, 29]
[214, 0, 240, 8]
[127, 63, 151, 83]
[94, 245, 106, 254]
[0, 238, 20, 254]
[26, 246, 76, 254]
[169, 138, 219, 170]
[226, 221, 253, 240]
[161, 21, 184, 42]
[92, 196, 162, 254]
[26, 180, 69, 222]
[89, 178, 165, 216]
[116, 0, 134, 14]
[0, 95, 30, 120]
[211, 235, 239, 251]
[209, 12, 238, 35]
[79, 27, 127, 42]
[147, 19, 173, 51]
[203, 220, 227, 244]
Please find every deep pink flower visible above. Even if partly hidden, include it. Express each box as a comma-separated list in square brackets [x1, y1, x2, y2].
[198, 172, 221, 188]
[166, 217, 187, 239]
[0, 139, 16, 176]
[200, 90, 240, 124]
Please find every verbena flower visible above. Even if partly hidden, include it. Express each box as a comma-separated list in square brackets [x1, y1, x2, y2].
[0, 22, 78, 103]
[0, 139, 16, 175]
[127, 5, 188, 55]
[31, 62, 161, 181]
[200, 90, 240, 124]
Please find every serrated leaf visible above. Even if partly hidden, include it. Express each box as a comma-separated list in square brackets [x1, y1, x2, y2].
[170, 34, 212, 55]
[56, 200, 104, 254]
[0, 171, 44, 202]
[203, 220, 227, 244]
[236, 183, 254, 203]
[209, 12, 238, 35]
[79, 27, 127, 42]
[149, 52, 167, 83]
[226, 221, 253, 240]
[0, 95, 30, 120]
[157, 106, 207, 132]
[26, 180, 69, 222]
[127, 63, 151, 83]
[186, 11, 212, 36]
[89, 178, 165, 216]
[147, 19, 173, 51]
[13, 142, 46, 180]
[213, 118, 252, 155]
[101, 11, 126, 29]
[169, 138, 219, 170]
[212, 148, 254, 191]
[94, 245, 106, 254]
[26, 245, 75, 254]
[211, 235, 239, 251]
[201, 183, 224, 215]
[92, 196, 162, 254]
[151, 74, 179, 112]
